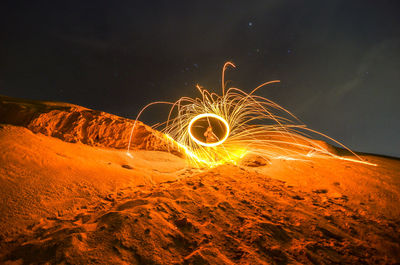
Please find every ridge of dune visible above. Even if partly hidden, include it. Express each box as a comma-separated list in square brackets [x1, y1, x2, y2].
[0, 95, 399, 264]
[0, 95, 180, 153]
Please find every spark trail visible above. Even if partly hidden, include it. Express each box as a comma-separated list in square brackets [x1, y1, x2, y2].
[127, 62, 376, 168]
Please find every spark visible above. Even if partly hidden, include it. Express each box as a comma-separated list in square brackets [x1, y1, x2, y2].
[188, 113, 230, 147]
[127, 62, 377, 168]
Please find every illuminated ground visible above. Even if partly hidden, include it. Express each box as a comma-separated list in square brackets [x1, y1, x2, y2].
[0, 96, 399, 264]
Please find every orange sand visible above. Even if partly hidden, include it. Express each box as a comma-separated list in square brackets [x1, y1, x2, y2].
[0, 96, 399, 264]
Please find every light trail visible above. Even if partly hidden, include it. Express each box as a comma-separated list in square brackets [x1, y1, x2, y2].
[127, 62, 377, 168]
[187, 113, 230, 147]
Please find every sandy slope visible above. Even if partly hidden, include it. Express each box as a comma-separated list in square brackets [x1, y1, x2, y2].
[0, 97, 399, 264]
[0, 125, 186, 240]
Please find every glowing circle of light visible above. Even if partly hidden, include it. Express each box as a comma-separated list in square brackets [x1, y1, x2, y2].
[188, 113, 230, 147]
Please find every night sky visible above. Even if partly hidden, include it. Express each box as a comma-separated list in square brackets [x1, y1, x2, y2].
[1, 1, 400, 157]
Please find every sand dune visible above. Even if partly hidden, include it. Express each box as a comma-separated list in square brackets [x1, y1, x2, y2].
[0, 95, 180, 153]
[0, 96, 399, 264]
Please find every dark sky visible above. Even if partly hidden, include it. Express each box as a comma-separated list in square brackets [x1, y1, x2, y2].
[1, 1, 400, 157]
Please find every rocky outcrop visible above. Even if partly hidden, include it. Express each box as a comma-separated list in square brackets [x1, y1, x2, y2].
[0, 95, 180, 154]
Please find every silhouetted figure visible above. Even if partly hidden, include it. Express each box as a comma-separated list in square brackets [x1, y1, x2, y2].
[204, 126, 218, 143]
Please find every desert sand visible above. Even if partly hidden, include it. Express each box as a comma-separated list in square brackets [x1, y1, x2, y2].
[0, 95, 399, 264]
